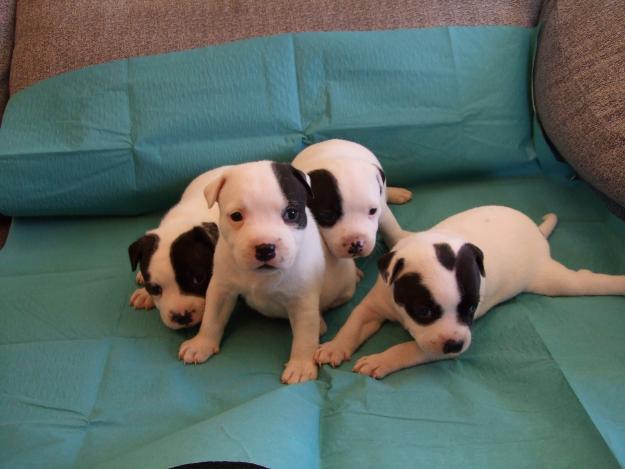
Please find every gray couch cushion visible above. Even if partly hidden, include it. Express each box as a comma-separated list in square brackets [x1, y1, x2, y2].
[534, 0, 625, 213]
[9, 0, 542, 94]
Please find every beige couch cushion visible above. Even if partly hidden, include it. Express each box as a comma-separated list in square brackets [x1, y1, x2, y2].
[534, 0, 625, 213]
[10, 0, 542, 95]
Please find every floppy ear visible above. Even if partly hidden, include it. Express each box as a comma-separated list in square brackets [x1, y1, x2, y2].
[193, 222, 219, 245]
[291, 166, 314, 202]
[128, 234, 159, 271]
[374, 165, 386, 185]
[377, 250, 404, 284]
[466, 243, 485, 277]
[203, 172, 227, 208]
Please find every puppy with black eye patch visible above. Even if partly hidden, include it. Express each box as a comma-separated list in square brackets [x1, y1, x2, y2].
[178, 161, 359, 385]
[315, 205, 625, 378]
[128, 168, 226, 329]
[292, 139, 412, 259]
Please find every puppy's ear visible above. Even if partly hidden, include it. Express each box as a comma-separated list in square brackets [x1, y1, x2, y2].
[291, 166, 314, 202]
[203, 172, 227, 208]
[374, 165, 386, 185]
[377, 250, 405, 284]
[465, 243, 485, 277]
[128, 234, 159, 272]
[193, 222, 219, 245]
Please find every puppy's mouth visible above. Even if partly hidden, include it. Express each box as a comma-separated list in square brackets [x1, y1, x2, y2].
[257, 264, 278, 271]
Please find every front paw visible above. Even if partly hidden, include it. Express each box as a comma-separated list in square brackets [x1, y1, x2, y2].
[129, 288, 155, 309]
[353, 353, 395, 379]
[281, 359, 318, 384]
[314, 340, 352, 367]
[387, 187, 413, 205]
[178, 336, 220, 364]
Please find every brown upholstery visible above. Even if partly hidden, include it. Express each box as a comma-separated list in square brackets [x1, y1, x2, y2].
[10, 0, 542, 95]
[534, 0, 625, 213]
[0, 0, 15, 120]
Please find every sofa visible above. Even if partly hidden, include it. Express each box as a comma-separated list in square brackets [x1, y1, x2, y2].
[1, 1, 624, 467]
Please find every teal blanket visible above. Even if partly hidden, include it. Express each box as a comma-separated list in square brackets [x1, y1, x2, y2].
[1, 25, 625, 468]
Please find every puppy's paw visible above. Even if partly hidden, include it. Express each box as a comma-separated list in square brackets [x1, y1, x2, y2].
[281, 359, 318, 384]
[387, 187, 412, 205]
[178, 336, 220, 364]
[129, 288, 155, 309]
[353, 353, 395, 379]
[135, 271, 145, 285]
[314, 340, 352, 367]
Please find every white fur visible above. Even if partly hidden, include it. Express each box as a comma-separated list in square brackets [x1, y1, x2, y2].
[178, 161, 358, 384]
[292, 139, 411, 258]
[129, 168, 226, 329]
[315, 205, 625, 378]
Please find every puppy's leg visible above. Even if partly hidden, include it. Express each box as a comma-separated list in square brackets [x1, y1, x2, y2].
[379, 203, 409, 249]
[353, 341, 439, 379]
[528, 259, 625, 296]
[129, 287, 154, 309]
[386, 187, 412, 205]
[538, 213, 558, 238]
[320, 317, 328, 337]
[282, 299, 321, 385]
[178, 282, 237, 364]
[314, 290, 385, 367]
[135, 271, 145, 285]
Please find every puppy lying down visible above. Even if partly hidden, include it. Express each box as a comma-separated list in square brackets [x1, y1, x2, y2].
[178, 161, 359, 384]
[315, 205, 625, 378]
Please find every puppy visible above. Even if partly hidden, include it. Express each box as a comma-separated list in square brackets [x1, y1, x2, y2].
[292, 139, 412, 258]
[128, 168, 225, 329]
[178, 161, 359, 384]
[315, 205, 625, 378]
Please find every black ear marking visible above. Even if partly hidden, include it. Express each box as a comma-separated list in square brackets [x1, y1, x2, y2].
[291, 167, 314, 203]
[375, 166, 386, 184]
[455, 242, 485, 326]
[307, 169, 343, 228]
[377, 250, 395, 282]
[193, 222, 219, 245]
[389, 258, 405, 284]
[434, 243, 456, 271]
[128, 234, 159, 273]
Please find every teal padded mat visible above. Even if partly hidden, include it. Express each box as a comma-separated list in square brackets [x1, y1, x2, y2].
[0, 26, 536, 216]
[1, 176, 625, 468]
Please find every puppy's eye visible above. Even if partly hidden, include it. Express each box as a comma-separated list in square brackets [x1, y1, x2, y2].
[369, 208, 378, 215]
[145, 283, 162, 296]
[283, 207, 299, 223]
[230, 212, 243, 222]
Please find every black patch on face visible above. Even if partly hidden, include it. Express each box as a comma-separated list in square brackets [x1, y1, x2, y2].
[393, 272, 443, 326]
[434, 243, 456, 271]
[307, 169, 343, 228]
[128, 233, 159, 282]
[455, 243, 485, 326]
[170, 223, 219, 297]
[271, 162, 310, 229]
[377, 250, 395, 282]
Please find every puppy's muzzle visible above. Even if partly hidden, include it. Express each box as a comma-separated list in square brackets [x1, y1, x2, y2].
[255, 243, 276, 262]
[170, 310, 195, 326]
[348, 240, 364, 256]
[442, 339, 464, 354]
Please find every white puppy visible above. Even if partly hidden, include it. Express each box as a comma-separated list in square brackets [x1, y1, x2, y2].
[178, 161, 358, 384]
[315, 205, 625, 378]
[292, 139, 411, 258]
[128, 168, 225, 329]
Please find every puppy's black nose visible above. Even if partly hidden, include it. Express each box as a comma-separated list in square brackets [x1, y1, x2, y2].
[255, 243, 276, 262]
[348, 241, 363, 255]
[443, 339, 464, 354]
[171, 310, 194, 326]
